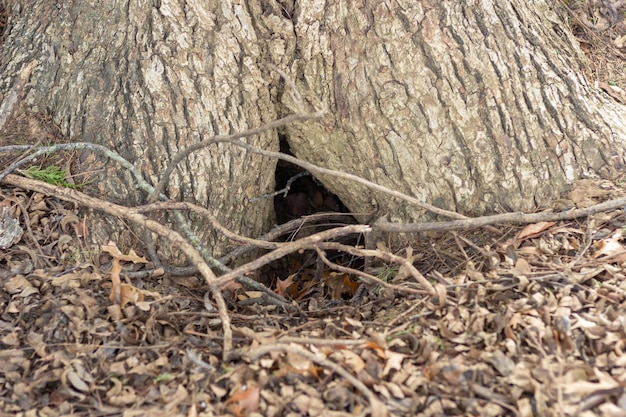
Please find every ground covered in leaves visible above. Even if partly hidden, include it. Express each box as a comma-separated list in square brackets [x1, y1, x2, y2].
[3, 179, 626, 417]
[1, 2, 626, 417]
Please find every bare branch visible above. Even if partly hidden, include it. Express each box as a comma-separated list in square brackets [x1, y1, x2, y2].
[318, 242, 437, 296]
[0, 142, 153, 191]
[216, 138, 467, 220]
[314, 247, 426, 296]
[371, 199, 626, 233]
[213, 225, 371, 287]
[148, 111, 326, 204]
[218, 212, 359, 265]
[133, 201, 284, 250]
[0, 142, 231, 284]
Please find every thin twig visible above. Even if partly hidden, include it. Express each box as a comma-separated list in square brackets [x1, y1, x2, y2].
[135, 202, 300, 308]
[0, 143, 152, 190]
[275, 336, 368, 346]
[148, 111, 325, 204]
[16, 198, 54, 268]
[148, 212, 357, 277]
[219, 212, 358, 265]
[132, 201, 297, 308]
[0, 142, 234, 284]
[211, 138, 466, 220]
[268, 64, 307, 114]
[133, 201, 284, 250]
[314, 247, 426, 296]
[143, 88, 463, 219]
[251, 171, 310, 202]
[317, 242, 437, 296]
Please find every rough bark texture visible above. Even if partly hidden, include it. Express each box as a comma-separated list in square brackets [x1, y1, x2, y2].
[1, 0, 625, 257]
[1, 0, 282, 257]
[284, 0, 626, 222]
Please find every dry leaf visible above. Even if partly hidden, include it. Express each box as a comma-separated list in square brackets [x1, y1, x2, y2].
[101, 241, 148, 263]
[286, 351, 312, 371]
[511, 258, 532, 276]
[382, 351, 406, 377]
[341, 350, 366, 373]
[593, 231, 626, 263]
[276, 273, 296, 297]
[118, 283, 144, 308]
[323, 272, 360, 300]
[105, 242, 149, 308]
[516, 222, 555, 240]
[226, 384, 260, 416]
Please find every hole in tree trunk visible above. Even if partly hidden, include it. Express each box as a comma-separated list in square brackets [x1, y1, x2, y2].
[267, 136, 364, 300]
[274, 135, 349, 224]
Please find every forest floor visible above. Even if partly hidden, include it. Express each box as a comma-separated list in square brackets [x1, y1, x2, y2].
[1, 2, 626, 417]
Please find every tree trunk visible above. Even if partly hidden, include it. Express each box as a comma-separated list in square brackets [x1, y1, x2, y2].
[1, 0, 625, 257]
[283, 0, 626, 222]
[1, 0, 284, 257]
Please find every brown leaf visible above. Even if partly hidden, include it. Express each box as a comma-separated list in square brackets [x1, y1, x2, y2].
[516, 222, 555, 240]
[118, 283, 144, 308]
[323, 272, 360, 300]
[276, 273, 296, 297]
[286, 351, 312, 371]
[101, 241, 148, 263]
[226, 384, 260, 416]
[341, 350, 366, 373]
[383, 351, 406, 377]
[66, 369, 90, 392]
[365, 341, 387, 359]
[108, 258, 144, 308]
[109, 258, 122, 305]
[593, 231, 626, 263]
[511, 258, 532, 276]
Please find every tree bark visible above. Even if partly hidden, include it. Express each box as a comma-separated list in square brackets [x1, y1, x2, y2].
[1, 0, 625, 257]
[283, 0, 626, 222]
[1, 0, 285, 257]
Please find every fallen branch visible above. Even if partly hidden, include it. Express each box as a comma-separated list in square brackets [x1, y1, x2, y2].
[133, 201, 284, 251]
[133, 200, 303, 309]
[370, 198, 626, 233]
[0, 141, 254, 294]
[218, 212, 359, 265]
[213, 224, 371, 287]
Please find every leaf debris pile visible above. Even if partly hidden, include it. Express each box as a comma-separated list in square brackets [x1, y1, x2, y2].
[2, 177, 626, 417]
